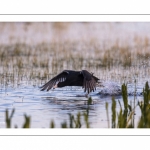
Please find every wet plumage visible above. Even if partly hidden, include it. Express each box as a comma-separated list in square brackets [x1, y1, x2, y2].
[40, 70, 99, 93]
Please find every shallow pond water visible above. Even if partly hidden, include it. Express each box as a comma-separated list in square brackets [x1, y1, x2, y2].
[0, 82, 144, 128]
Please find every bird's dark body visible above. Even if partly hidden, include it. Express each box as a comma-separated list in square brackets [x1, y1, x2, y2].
[58, 71, 83, 87]
[40, 70, 99, 94]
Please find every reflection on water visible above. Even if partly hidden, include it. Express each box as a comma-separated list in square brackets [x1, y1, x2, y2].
[0, 83, 144, 128]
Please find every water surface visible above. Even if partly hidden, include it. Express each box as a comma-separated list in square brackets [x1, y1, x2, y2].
[0, 82, 144, 128]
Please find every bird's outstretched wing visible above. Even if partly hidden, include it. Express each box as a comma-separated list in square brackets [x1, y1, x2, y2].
[40, 70, 69, 91]
[81, 70, 99, 93]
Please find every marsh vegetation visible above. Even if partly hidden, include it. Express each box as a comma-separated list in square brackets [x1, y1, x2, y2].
[0, 22, 150, 128]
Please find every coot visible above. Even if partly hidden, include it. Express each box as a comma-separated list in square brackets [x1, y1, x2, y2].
[40, 70, 99, 94]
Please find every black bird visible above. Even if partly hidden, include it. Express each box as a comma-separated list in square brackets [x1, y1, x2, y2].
[40, 70, 99, 94]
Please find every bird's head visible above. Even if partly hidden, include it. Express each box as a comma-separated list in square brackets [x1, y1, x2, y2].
[91, 72, 94, 76]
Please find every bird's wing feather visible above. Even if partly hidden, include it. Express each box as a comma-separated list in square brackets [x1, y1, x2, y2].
[81, 70, 99, 93]
[40, 70, 69, 91]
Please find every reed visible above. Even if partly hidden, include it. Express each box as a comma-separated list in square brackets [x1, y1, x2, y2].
[5, 108, 15, 128]
[137, 81, 150, 128]
[1, 40, 150, 89]
[111, 97, 116, 128]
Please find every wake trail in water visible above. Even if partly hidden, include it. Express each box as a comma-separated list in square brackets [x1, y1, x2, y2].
[97, 81, 143, 96]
